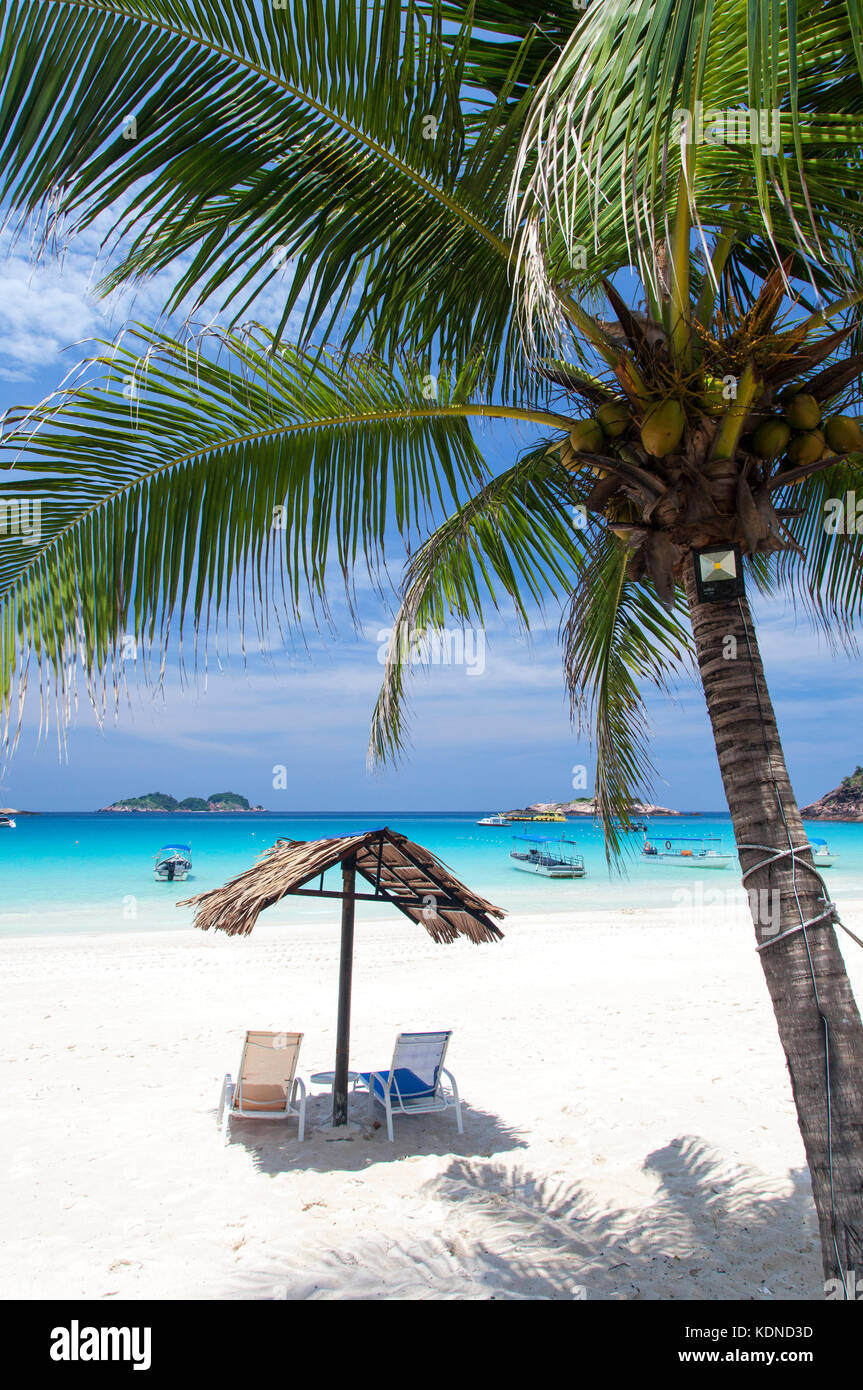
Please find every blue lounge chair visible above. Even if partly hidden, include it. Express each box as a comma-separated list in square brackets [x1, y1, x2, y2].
[356, 1030, 463, 1141]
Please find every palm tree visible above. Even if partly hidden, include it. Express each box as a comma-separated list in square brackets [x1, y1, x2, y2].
[1, 0, 862, 1285]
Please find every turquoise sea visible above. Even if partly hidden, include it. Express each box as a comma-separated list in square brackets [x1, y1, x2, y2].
[2, 811, 863, 939]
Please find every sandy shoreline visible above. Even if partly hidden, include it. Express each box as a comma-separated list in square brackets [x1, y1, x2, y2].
[2, 903, 861, 1300]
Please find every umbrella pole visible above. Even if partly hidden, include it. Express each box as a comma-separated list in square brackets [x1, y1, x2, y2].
[332, 856, 356, 1126]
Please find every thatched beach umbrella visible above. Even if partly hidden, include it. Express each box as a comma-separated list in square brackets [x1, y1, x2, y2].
[181, 827, 505, 1127]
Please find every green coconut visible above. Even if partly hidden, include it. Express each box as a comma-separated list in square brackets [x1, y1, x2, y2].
[751, 418, 792, 459]
[640, 399, 686, 457]
[596, 399, 631, 437]
[568, 418, 605, 453]
[823, 415, 863, 455]
[783, 393, 822, 431]
[786, 429, 826, 467]
[700, 375, 728, 417]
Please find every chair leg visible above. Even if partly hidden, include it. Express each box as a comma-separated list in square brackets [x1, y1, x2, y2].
[220, 1078, 234, 1145]
[454, 1094, 464, 1135]
[385, 1096, 394, 1143]
[446, 1073, 464, 1134]
[293, 1078, 306, 1141]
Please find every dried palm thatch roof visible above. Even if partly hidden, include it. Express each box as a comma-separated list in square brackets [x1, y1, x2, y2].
[181, 827, 505, 944]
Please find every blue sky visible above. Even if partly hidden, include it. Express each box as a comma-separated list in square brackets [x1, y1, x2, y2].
[0, 226, 859, 814]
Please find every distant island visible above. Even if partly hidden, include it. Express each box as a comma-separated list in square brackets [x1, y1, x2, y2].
[504, 798, 680, 818]
[801, 767, 863, 821]
[98, 791, 266, 813]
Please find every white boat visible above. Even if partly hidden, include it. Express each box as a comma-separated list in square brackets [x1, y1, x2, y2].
[154, 843, 192, 882]
[510, 835, 586, 878]
[810, 838, 837, 868]
[642, 835, 733, 869]
[0, 814, 16, 829]
[477, 813, 511, 826]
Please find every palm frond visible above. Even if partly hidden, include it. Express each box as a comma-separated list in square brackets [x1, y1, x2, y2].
[369, 444, 592, 764]
[426, 1, 587, 108]
[560, 536, 693, 858]
[508, 0, 863, 311]
[768, 457, 863, 647]
[1, 324, 556, 754]
[0, 0, 538, 395]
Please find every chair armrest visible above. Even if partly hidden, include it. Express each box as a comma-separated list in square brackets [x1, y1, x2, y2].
[218, 1074, 234, 1124]
[292, 1076, 306, 1099]
[440, 1067, 459, 1098]
[368, 1070, 391, 1100]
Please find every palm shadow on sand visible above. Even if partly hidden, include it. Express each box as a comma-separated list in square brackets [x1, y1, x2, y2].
[227, 1135, 822, 1299]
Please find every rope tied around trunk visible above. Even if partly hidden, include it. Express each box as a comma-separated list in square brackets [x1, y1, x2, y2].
[737, 840, 863, 953]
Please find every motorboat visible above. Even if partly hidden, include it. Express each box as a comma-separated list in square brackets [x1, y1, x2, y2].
[0, 813, 16, 829]
[642, 835, 733, 868]
[153, 843, 193, 882]
[610, 817, 647, 833]
[810, 837, 837, 868]
[476, 813, 511, 826]
[509, 834, 586, 878]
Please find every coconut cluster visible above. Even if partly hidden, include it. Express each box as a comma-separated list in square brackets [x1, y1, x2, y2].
[560, 395, 686, 464]
[558, 377, 730, 464]
[748, 393, 863, 469]
[554, 383, 863, 473]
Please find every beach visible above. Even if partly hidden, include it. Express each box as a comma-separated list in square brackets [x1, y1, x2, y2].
[3, 898, 860, 1301]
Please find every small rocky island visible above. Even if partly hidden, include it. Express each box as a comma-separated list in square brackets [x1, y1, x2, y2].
[505, 798, 680, 818]
[99, 791, 266, 813]
[801, 768, 863, 821]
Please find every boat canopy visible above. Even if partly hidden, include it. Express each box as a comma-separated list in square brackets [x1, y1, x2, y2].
[157, 843, 191, 854]
[513, 834, 580, 846]
[647, 835, 724, 844]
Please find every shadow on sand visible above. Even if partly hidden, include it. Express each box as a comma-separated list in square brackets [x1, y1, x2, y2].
[222, 1089, 527, 1176]
[226, 1135, 822, 1299]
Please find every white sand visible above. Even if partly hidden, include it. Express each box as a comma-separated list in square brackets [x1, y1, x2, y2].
[2, 901, 861, 1301]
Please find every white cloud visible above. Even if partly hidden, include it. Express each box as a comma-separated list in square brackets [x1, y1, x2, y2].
[0, 211, 318, 385]
[0, 254, 103, 372]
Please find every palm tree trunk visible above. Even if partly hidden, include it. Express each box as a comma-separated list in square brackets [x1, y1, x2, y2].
[683, 559, 863, 1289]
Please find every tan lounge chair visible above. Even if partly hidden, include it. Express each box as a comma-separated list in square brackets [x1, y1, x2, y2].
[218, 1030, 307, 1142]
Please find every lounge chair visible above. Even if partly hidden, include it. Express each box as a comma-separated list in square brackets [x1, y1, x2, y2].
[218, 1030, 307, 1142]
[356, 1030, 463, 1142]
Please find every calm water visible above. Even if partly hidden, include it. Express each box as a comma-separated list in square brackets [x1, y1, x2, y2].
[1, 811, 862, 938]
